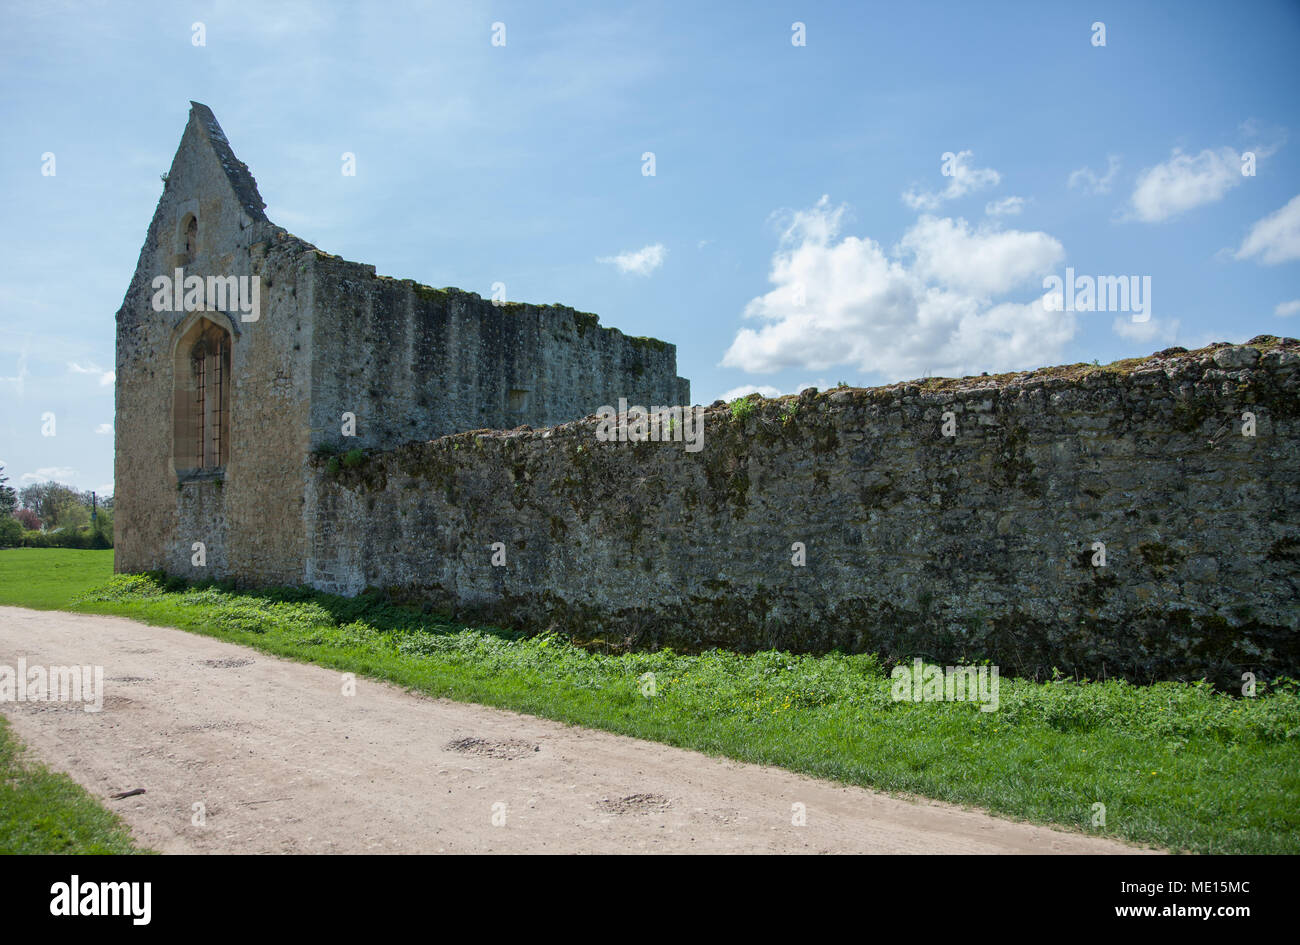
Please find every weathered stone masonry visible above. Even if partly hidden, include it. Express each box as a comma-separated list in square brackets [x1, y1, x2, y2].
[115, 103, 686, 585]
[117, 105, 1299, 685]
[306, 255, 689, 454]
[308, 339, 1300, 685]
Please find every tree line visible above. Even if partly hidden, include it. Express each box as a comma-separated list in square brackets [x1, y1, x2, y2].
[0, 464, 113, 548]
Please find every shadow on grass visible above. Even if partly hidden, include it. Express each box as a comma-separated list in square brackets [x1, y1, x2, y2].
[136, 570, 529, 643]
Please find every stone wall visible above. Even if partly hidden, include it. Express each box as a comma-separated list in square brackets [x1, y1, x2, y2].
[116, 102, 689, 590]
[115, 104, 314, 585]
[117, 106, 1297, 686]
[304, 338, 1300, 685]
[305, 254, 689, 451]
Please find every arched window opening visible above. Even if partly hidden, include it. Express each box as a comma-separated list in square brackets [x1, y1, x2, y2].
[173, 318, 231, 475]
[172, 213, 198, 269]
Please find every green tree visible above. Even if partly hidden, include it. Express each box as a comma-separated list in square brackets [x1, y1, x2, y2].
[0, 464, 16, 516]
[0, 514, 21, 548]
[50, 494, 91, 530]
[91, 505, 113, 544]
[18, 482, 84, 528]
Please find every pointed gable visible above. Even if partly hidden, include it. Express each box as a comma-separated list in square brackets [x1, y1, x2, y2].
[185, 101, 269, 223]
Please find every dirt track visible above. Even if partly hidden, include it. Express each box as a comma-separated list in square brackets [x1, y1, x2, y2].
[0, 606, 1157, 854]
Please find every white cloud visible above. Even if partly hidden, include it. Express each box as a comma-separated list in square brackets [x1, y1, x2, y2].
[69, 361, 115, 386]
[1068, 155, 1121, 195]
[1276, 299, 1300, 317]
[1112, 315, 1179, 344]
[95, 422, 114, 435]
[598, 243, 666, 276]
[898, 215, 1064, 296]
[985, 196, 1025, 217]
[21, 466, 77, 484]
[717, 384, 782, 403]
[1130, 147, 1243, 222]
[902, 150, 1001, 211]
[722, 196, 1075, 380]
[1235, 194, 1300, 265]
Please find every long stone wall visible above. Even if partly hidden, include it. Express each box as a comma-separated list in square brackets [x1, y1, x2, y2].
[305, 252, 690, 452]
[303, 337, 1300, 685]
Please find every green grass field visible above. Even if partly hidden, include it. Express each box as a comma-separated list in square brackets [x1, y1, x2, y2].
[2, 547, 1298, 854]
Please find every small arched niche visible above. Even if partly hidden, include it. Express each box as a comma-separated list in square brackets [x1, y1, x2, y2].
[173, 315, 231, 477]
[172, 212, 198, 268]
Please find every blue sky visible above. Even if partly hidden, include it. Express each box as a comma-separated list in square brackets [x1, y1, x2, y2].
[2, 0, 1298, 496]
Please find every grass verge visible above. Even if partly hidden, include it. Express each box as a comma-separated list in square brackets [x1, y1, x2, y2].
[0, 714, 144, 854]
[2, 548, 1298, 854]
